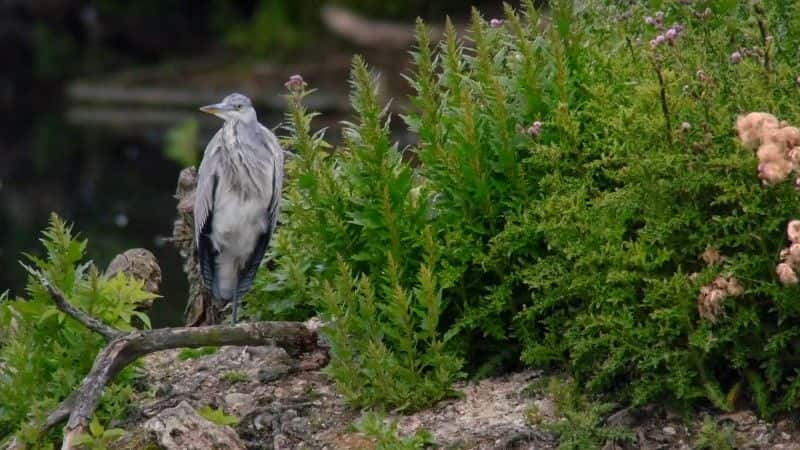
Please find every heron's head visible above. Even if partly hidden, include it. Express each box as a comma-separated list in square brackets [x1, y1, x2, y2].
[199, 93, 256, 122]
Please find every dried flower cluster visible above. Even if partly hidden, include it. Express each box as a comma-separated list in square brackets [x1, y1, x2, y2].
[735, 112, 800, 185]
[776, 220, 800, 285]
[697, 276, 744, 322]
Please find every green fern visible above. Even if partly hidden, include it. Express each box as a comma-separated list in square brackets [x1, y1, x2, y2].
[0, 214, 156, 446]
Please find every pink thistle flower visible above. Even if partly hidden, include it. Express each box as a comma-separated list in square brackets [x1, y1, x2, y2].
[490, 18, 504, 28]
[655, 11, 664, 22]
[681, 122, 691, 131]
[730, 51, 742, 64]
[284, 74, 306, 91]
[644, 16, 656, 25]
[654, 34, 666, 45]
[665, 28, 678, 41]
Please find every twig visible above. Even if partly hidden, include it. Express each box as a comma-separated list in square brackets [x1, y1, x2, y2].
[20, 264, 122, 341]
[652, 59, 673, 143]
[753, 3, 771, 72]
[5, 284, 325, 450]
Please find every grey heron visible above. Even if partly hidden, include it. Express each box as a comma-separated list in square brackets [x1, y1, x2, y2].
[195, 93, 284, 323]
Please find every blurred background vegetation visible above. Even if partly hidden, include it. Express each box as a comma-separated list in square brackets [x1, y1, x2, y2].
[0, 0, 511, 326]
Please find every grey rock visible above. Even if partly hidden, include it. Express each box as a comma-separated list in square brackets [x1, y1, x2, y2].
[224, 392, 256, 417]
[606, 407, 638, 427]
[259, 366, 290, 384]
[144, 401, 245, 450]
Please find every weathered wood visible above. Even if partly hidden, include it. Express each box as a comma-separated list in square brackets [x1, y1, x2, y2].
[19, 267, 122, 341]
[5, 271, 324, 450]
[59, 321, 319, 450]
[172, 167, 220, 326]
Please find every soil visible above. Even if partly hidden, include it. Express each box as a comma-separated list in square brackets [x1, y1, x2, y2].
[116, 345, 800, 449]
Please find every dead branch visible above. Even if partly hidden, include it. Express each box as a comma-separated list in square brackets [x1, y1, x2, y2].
[5, 271, 324, 450]
[19, 265, 122, 341]
[172, 167, 221, 326]
[59, 321, 320, 450]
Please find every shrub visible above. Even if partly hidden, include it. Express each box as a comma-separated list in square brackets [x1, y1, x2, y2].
[0, 214, 157, 446]
[252, 0, 800, 417]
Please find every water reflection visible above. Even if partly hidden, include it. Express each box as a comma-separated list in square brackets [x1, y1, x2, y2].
[0, 105, 190, 327]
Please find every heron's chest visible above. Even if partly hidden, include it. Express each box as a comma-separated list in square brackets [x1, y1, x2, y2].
[210, 184, 268, 256]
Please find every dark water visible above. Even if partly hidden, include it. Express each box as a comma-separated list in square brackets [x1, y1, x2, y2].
[0, 100, 194, 327]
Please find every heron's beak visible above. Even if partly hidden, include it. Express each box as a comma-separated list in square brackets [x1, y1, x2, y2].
[199, 102, 232, 118]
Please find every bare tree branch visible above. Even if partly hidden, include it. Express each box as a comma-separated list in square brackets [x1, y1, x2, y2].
[4, 274, 325, 450]
[20, 264, 122, 341]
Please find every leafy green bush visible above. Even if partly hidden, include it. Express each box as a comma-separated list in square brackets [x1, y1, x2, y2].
[252, 58, 461, 410]
[252, 0, 800, 417]
[0, 214, 157, 446]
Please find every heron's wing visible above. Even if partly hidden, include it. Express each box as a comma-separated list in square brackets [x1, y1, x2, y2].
[235, 127, 285, 299]
[195, 130, 223, 291]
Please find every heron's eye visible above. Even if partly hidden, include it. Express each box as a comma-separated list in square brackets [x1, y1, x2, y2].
[235, 104, 242, 110]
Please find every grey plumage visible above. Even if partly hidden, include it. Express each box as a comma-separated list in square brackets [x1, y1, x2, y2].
[195, 93, 284, 323]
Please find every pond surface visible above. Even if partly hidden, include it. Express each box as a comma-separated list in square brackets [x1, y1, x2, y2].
[0, 96, 213, 327]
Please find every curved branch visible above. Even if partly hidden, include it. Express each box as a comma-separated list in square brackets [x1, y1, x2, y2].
[4, 276, 325, 450]
[59, 322, 320, 449]
[20, 264, 122, 340]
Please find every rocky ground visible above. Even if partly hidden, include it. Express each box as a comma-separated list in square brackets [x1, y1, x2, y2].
[113, 345, 800, 449]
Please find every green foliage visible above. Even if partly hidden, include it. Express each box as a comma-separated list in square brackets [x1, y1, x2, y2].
[252, 0, 800, 417]
[163, 118, 200, 168]
[544, 378, 633, 450]
[695, 416, 736, 450]
[354, 412, 433, 449]
[198, 405, 240, 427]
[72, 416, 126, 450]
[251, 56, 461, 411]
[0, 214, 157, 446]
[177, 346, 218, 360]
